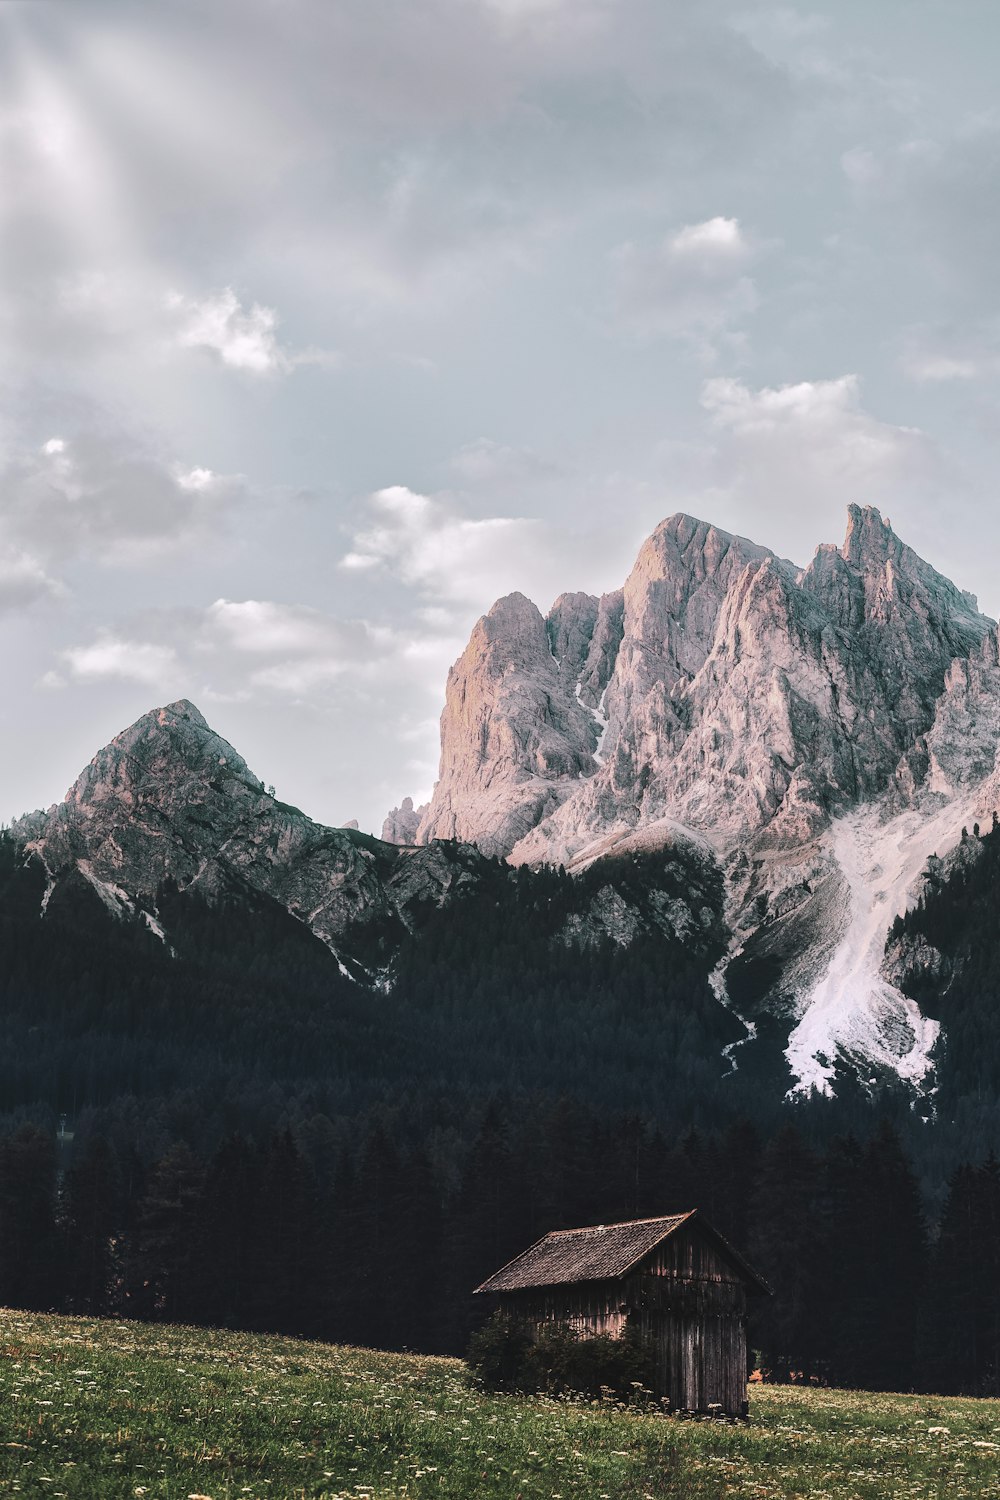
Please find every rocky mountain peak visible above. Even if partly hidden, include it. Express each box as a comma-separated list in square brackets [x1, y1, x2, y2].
[840, 503, 899, 568]
[406, 507, 998, 869]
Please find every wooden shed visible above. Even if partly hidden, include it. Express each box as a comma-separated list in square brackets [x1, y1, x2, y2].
[474, 1209, 769, 1416]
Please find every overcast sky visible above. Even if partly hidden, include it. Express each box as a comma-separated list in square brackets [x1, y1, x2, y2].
[4, 0, 1000, 831]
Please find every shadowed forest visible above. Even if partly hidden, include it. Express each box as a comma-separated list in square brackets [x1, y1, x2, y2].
[5, 827, 1000, 1395]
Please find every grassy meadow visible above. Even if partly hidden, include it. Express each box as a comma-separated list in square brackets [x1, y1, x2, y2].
[0, 1310, 999, 1499]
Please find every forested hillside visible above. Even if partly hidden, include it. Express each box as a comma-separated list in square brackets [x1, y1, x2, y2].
[4, 826, 1000, 1393]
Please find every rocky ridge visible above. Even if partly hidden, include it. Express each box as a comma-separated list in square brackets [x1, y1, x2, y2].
[12, 699, 720, 981]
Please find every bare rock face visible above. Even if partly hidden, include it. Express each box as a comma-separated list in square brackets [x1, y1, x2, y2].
[414, 591, 599, 857]
[921, 627, 1000, 799]
[381, 796, 426, 845]
[508, 508, 992, 867]
[545, 591, 599, 680]
[576, 589, 625, 709]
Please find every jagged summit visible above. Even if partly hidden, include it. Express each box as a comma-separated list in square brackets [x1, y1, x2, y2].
[401, 504, 993, 867]
[412, 583, 600, 857]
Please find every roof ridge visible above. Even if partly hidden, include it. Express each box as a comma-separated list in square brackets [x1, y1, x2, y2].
[544, 1210, 694, 1238]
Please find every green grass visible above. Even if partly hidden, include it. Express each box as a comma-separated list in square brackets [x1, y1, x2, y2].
[1, 1311, 1000, 1500]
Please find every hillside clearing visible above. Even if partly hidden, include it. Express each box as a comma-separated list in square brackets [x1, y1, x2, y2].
[0, 1310, 999, 1499]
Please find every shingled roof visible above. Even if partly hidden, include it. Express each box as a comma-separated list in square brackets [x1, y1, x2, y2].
[474, 1210, 770, 1295]
[475, 1212, 694, 1293]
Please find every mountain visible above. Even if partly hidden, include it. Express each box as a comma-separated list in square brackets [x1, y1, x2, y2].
[11, 697, 724, 983]
[3, 697, 745, 1153]
[388, 506, 1000, 1097]
[11, 504, 1000, 1106]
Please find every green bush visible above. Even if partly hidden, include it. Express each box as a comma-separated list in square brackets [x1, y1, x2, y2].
[468, 1312, 654, 1400]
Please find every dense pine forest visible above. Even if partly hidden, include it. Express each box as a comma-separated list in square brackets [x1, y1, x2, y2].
[5, 827, 1000, 1395]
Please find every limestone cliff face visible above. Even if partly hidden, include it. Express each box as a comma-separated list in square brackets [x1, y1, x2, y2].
[414, 591, 599, 857]
[406, 508, 992, 870]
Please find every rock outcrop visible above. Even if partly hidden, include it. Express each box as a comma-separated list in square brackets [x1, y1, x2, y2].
[381, 796, 426, 845]
[413, 591, 599, 857]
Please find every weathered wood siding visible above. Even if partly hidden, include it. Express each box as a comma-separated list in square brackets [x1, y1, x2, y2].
[497, 1221, 750, 1415]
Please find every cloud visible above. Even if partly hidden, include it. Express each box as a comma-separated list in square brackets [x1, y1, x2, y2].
[0, 0, 795, 381]
[336, 482, 615, 614]
[167, 287, 337, 376]
[47, 594, 464, 711]
[697, 374, 946, 561]
[0, 549, 63, 613]
[0, 425, 247, 574]
[449, 437, 562, 485]
[900, 323, 1000, 383]
[59, 634, 181, 686]
[611, 216, 759, 353]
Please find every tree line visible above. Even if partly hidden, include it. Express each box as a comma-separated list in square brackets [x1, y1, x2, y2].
[1, 1102, 999, 1396]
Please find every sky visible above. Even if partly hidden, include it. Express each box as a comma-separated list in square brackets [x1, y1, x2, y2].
[4, 0, 1000, 832]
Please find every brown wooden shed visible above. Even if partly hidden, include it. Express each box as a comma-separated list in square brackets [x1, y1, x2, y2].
[474, 1209, 769, 1416]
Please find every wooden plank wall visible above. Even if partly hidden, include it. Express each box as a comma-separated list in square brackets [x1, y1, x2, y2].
[497, 1222, 751, 1415]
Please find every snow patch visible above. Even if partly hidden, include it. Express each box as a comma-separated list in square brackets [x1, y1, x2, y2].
[575, 680, 610, 765]
[785, 796, 977, 1096]
[76, 860, 136, 919]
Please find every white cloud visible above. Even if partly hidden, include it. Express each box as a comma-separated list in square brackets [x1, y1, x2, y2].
[611, 216, 759, 354]
[0, 549, 63, 612]
[60, 635, 181, 686]
[46, 594, 464, 718]
[169, 287, 292, 375]
[167, 287, 338, 377]
[899, 323, 1000, 383]
[203, 599, 378, 666]
[340, 485, 546, 604]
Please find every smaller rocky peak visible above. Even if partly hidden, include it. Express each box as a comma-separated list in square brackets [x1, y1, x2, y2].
[382, 797, 427, 845]
[840, 505, 902, 571]
[546, 592, 599, 678]
[628, 513, 775, 606]
[478, 591, 547, 652]
[799, 539, 865, 627]
[59, 701, 265, 826]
